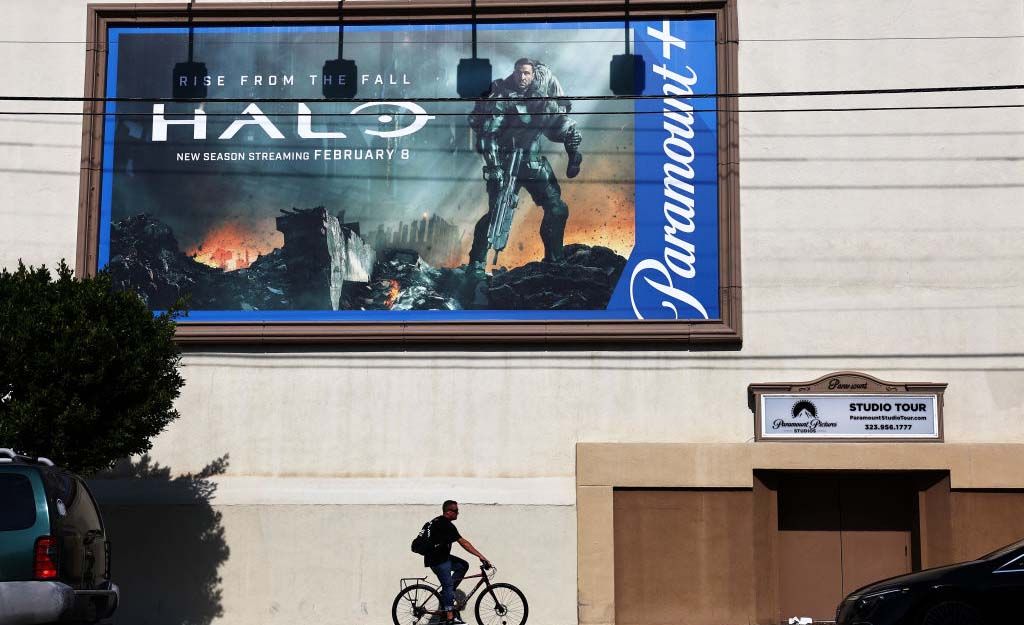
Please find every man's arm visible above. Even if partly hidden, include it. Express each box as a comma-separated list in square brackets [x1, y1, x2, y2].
[457, 537, 489, 563]
[544, 117, 582, 178]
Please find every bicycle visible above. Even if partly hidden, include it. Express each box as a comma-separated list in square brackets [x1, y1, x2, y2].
[391, 563, 528, 625]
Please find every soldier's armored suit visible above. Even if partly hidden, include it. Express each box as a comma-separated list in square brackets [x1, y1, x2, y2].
[467, 59, 583, 266]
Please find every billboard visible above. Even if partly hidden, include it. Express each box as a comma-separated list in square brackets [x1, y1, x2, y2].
[95, 16, 726, 329]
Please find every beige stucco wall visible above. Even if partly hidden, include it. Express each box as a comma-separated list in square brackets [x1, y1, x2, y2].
[91, 501, 576, 625]
[1, 1, 1023, 624]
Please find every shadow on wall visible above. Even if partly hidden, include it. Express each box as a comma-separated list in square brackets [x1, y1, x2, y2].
[91, 454, 230, 625]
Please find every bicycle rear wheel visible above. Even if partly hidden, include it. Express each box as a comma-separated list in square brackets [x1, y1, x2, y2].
[392, 583, 443, 625]
[474, 582, 529, 625]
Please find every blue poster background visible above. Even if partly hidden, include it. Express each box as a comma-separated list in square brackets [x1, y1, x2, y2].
[608, 18, 719, 320]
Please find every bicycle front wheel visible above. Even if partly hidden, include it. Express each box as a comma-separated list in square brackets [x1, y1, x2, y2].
[392, 583, 443, 625]
[474, 582, 529, 625]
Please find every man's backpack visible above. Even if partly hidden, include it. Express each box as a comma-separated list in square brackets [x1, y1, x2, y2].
[411, 519, 436, 556]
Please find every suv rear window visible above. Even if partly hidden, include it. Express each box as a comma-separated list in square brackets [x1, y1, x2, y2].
[0, 473, 36, 530]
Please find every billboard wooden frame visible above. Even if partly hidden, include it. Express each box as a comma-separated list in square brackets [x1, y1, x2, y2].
[78, 0, 741, 346]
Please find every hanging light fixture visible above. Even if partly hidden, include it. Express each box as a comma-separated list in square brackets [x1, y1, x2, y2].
[609, 0, 645, 96]
[457, 0, 492, 99]
[172, 0, 209, 100]
[323, 0, 358, 99]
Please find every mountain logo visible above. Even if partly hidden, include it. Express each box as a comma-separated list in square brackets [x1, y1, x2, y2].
[791, 400, 817, 420]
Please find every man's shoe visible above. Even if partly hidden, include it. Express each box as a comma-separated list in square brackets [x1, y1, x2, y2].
[451, 615, 466, 625]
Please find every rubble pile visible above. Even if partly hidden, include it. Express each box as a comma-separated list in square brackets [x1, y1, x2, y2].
[109, 213, 625, 313]
[486, 244, 626, 310]
[342, 249, 462, 311]
[236, 250, 290, 310]
[107, 214, 219, 310]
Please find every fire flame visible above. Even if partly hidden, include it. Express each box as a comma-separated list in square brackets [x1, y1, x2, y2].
[186, 222, 280, 271]
[384, 279, 401, 309]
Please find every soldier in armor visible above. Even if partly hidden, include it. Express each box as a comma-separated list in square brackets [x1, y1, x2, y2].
[467, 58, 583, 270]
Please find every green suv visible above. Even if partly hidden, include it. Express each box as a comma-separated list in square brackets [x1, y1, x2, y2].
[0, 449, 118, 624]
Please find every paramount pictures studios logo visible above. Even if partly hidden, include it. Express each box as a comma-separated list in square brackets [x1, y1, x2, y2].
[770, 400, 838, 434]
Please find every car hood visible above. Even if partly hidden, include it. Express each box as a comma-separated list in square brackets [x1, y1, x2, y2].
[848, 560, 985, 597]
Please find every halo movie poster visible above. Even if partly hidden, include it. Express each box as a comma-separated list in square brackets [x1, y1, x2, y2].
[100, 19, 720, 322]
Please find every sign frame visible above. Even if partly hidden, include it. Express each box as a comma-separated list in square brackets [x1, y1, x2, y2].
[76, 0, 741, 346]
[747, 371, 947, 443]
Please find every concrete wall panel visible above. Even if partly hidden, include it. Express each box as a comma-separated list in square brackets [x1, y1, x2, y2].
[950, 491, 1024, 562]
[613, 489, 756, 625]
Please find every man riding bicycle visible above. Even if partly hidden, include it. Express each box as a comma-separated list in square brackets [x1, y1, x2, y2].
[423, 500, 491, 625]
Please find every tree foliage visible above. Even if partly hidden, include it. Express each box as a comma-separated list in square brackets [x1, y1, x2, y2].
[0, 261, 184, 475]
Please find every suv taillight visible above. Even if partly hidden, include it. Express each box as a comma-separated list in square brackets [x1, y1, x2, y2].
[34, 536, 58, 580]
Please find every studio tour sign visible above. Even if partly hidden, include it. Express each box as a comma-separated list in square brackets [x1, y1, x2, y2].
[748, 372, 946, 442]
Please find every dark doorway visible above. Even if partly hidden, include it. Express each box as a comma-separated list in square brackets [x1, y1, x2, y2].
[776, 473, 917, 623]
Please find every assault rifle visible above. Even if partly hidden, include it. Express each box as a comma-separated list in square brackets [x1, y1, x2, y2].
[486, 147, 524, 265]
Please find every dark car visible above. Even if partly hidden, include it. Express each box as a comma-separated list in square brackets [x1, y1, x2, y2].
[836, 538, 1024, 625]
[0, 448, 118, 624]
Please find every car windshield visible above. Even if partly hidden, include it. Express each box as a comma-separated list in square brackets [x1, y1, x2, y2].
[980, 538, 1024, 560]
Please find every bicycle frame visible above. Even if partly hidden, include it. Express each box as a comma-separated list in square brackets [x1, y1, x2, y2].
[458, 566, 502, 608]
[401, 565, 504, 616]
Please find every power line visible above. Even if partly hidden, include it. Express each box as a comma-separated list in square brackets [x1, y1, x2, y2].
[734, 35, 1024, 42]
[0, 34, 1021, 45]
[0, 104, 1021, 118]
[0, 83, 1021, 105]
